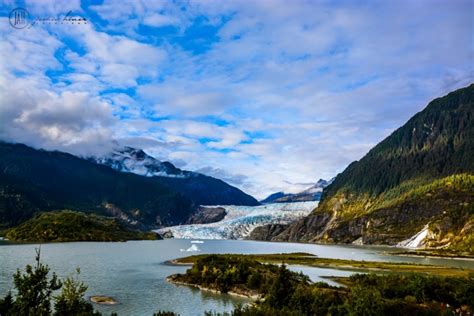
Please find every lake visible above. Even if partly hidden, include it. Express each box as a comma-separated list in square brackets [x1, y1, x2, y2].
[1, 239, 473, 315]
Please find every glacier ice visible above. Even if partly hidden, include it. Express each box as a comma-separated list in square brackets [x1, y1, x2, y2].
[157, 201, 318, 240]
[180, 244, 201, 252]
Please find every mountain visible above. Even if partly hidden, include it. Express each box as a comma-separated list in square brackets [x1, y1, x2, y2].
[261, 179, 332, 203]
[0, 142, 194, 230]
[262, 84, 474, 254]
[260, 192, 286, 203]
[93, 147, 259, 207]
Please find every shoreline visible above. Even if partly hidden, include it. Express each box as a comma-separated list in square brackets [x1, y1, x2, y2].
[169, 253, 473, 277]
[253, 240, 474, 260]
[160, 236, 474, 260]
[392, 253, 474, 261]
[166, 275, 261, 300]
[164, 259, 193, 266]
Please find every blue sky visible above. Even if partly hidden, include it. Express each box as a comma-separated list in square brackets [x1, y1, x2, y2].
[0, 0, 472, 199]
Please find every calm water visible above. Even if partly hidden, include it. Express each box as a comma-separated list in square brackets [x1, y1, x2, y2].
[1, 239, 473, 315]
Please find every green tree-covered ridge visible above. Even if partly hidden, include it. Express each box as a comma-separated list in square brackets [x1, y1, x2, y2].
[272, 84, 473, 253]
[5, 210, 159, 242]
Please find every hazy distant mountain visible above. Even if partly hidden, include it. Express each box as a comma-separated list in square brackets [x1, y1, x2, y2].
[261, 179, 333, 203]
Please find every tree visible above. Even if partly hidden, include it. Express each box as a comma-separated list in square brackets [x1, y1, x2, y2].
[265, 264, 293, 309]
[347, 285, 383, 316]
[0, 291, 14, 315]
[54, 268, 99, 316]
[11, 247, 62, 315]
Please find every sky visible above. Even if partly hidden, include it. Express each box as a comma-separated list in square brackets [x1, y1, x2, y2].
[0, 0, 472, 199]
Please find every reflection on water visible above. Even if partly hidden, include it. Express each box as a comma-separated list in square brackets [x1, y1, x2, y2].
[0, 239, 473, 315]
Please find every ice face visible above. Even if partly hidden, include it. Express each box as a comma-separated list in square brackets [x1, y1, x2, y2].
[180, 244, 201, 252]
[157, 201, 318, 240]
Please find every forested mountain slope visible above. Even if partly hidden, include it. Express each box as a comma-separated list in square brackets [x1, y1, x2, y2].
[271, 84, 474, 254]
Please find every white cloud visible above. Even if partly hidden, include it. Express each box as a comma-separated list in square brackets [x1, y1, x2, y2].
[58, 24, 167, 88]
[143, 13, 179, 27]
[0, 0, 472, 198]
[0, 75, 116, 156]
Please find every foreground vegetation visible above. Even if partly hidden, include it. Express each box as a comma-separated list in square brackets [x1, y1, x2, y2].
[171, 252, 473, 277]
[3, 211, 159, 242]
[0, 248, 101, 316]
[2, 251, 473, 315]
[170, 254, 474, 315]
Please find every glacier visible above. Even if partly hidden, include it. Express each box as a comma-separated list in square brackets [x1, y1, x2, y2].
[156, 201, 318, 240]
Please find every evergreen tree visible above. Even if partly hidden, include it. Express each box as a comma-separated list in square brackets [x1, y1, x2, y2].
[265, 264, 293, 309]
[53, 268, 99, 316]
[0, 291, 13, 315]
[10, 247, 62, 315]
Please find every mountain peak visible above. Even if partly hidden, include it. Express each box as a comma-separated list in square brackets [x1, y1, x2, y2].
[120, 147, 148, 160]
[93, 146, 184, 178]
[261, 179, 332, 203]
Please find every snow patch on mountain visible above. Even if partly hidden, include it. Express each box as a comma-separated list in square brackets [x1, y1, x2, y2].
[157, 201, 318, 240]
[93, 147, 189, 178]
[261, 178, 334, 203]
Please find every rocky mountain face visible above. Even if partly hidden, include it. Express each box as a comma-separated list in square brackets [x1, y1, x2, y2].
[186, 206, 227, 224]
[93, 147, 259, 207]
[246, 223, 289, 241]
[256, 84, 474, 254]
[261, 179, 333, 203]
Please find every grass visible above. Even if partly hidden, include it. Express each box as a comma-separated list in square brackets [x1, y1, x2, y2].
[391, 249, 474, 259]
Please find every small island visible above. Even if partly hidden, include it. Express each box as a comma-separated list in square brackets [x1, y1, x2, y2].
[89, 296, 119, 305]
